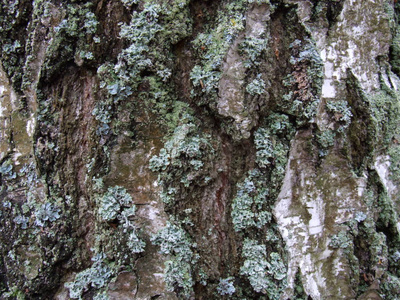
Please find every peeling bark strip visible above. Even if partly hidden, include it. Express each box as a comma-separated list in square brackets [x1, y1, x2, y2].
[1, 0, 400, 299]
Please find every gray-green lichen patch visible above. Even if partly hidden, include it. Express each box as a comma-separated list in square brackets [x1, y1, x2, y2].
[240, 239, 287, 299]
[190, 0, 248, 106]
[149, 117, 216, 207]
[217, 3, 271, 140]
[0, 0, 33, 93]
[231, 113, 293, 233]
[65, 253, 113, 299]
[2, 0, 400, 299]
[151, 222, 197, 299]
[41, 1, 99, 80]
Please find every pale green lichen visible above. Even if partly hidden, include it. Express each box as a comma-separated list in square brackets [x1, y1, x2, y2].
[149, 120, 214, 204]
[326, 100, 353, 132]
[43, 1, 99, 78]
[13, 215, 29, 229]
[96, 186, 145, 253]
[329, 230, 353, 250]
[94, 0, 193, 136]
[240, 239, 286, 298]
[254, 117, 291, 174]
[190, 65, 220, 96]
[121, 0, 139, 9]
[65, 253, 113, 300]
[151, 222, 197, 299]
[285, 38, 323, 126]
[216, 277, 236, 296]
[240, 36, 268, 67]
[246, 74, 266, 96]
[0, 159, 17, 181]
[97, 186, 132, 222]
[93, 290, 110, 300]
[34, 202, 61, 227]
[190, 0, 247, 100]
[231, 169, 271, 231]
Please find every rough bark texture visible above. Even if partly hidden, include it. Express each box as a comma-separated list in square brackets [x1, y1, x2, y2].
[1, 0, 400, 299]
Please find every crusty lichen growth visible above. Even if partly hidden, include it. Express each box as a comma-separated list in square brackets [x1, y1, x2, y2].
[2, 0, 400, 299]
[151, 222, 197, 299]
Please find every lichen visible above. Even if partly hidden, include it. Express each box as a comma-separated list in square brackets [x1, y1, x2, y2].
[97, 186, 132, 222]
[240, 239, 287, 298]
[33, 202, 61, 227]
[246, 74, 266, 96]
[95, 185, 145, 254]
[149, 118, 215, 205]
[240, 36, 269, 68]
[284, 38, 324, 126]
[216, 277, 236, 296]
[326, 99, 353, 132]
[151, 222, 197, 299]
[190, 0, 248, 101]
[231, 169, 271, 231]
[42, 1, 99, 79]
[93, 0, 193, 138]
[65, 253, 113, 300]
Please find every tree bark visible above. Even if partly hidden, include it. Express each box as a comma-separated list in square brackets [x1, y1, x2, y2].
[0, 0, 399, 299]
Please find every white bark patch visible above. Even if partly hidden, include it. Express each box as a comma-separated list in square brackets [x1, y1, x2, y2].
[26, 114, 36, 137]
[375, 155, 397, 197]
[0, 90, 6, 118]
[277, 3, 392, 296]
[313, 0, 391, 99]
[275, 130, 367, 299]
[0, 65, 13, 160]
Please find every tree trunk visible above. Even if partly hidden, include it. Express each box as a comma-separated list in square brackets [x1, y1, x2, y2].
[1, 0, 399, 299]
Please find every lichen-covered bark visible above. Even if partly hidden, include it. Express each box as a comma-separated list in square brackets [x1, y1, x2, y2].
[1, 0, 400, 299]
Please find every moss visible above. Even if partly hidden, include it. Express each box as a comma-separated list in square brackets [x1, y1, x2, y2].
[292, 269, 307, 300]
[380, 272, 400, 299]
[3, 286, 26, 300]
[367, 81, 400, 147]
[316, 129, 335, 157]
[349, 170, 400, 298]
[390, 0, 400, 78]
